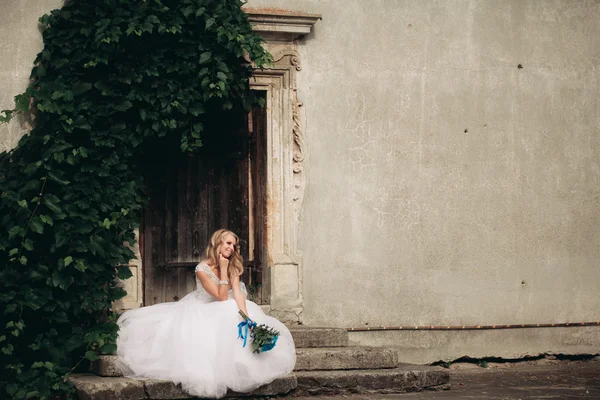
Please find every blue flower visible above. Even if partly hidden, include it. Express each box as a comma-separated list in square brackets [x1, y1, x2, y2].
[260, 335, 278, 353]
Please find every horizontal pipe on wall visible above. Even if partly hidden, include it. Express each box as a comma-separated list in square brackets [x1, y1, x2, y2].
[347, 322, 600, 332]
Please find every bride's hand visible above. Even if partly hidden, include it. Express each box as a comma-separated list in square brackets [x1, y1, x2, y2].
[218, 254, 229, 270]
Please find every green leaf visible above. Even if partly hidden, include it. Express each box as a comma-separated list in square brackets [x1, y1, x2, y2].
[4, 304, 17, 314]
[43, 194, 62, 213]
[22, 239, 34, 251]
[55, 231, 68, 248]
[189, 103, 205, 116]
[74, 260, 87, 272]
[39, 214, 54, 226]
[73, 82, 93, 94]
[199, 51, 211, 64]
[181, 6, 194, 18]
[30, 218, 44, 234]
[48, 171, 71, 185]
[114, 100, 133, 111]
[0, 109, 13, 122]
[205, 18, 215, 29]
[64, 256, 73, 267]
[85, 351, 99, 361]
[89, 237, 105, 256]
[33, 65, 47, 77]
[14, 93, 30, 112]
[117, 266, 133, 280]
[23, 161, 42, 175]
[100, 343, 117, 354]
[6, 382, 17, 394]
[51, 91, 65, 100]
[8, 226, 23, 239]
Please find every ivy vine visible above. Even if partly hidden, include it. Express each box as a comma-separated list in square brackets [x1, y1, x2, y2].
[0, 0, 271, 398]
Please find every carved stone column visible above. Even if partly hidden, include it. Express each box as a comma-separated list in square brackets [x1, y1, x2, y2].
[246, 9, 320, 323]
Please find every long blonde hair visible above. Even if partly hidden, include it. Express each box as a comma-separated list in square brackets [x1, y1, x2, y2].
[203, 229, 243, 280]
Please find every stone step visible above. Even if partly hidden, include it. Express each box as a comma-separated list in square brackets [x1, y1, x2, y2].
[294, 365, 450, 396]
[289, 327, 349, 348]
[295, 347, 398, 371]
[69, 373, 297, 400]
[94, 346, 398, 377]
[72, 365, 450, 399]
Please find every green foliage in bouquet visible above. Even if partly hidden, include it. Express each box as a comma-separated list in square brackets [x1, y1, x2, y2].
[238, 311, 279, 354]
[250, 323, 279, 354]
[0, 0, 271, 398]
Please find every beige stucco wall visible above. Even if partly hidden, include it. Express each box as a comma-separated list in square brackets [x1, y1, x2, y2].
[3, 0, 599, 362]
[0, 0, 63, 152]
[248, 0, 600, 360]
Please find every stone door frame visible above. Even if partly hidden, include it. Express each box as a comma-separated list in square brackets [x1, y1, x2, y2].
[245, 8, 320, 323]
[115, 9, 320, 324]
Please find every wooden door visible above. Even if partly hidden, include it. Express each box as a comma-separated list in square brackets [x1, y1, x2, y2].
[142, 102, 266, 305]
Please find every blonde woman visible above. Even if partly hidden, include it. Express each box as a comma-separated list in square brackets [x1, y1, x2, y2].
[116, 229, 296, 398]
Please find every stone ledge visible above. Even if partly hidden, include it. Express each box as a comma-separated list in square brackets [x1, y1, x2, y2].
[293, 365, 450, 396]
[244, 7, 321, 42]
[69, 373, 296, 400]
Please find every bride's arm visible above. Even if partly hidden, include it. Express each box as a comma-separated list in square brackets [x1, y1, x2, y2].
[231, 275, 249, 317]
[196, 271, 230, 301]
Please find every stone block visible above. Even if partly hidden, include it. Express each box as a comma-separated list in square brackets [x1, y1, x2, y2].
[91, 355, 125, 377]
[290, 327, 349, 348]
[143, 379, 193, 399]
[295, 347, 398, 371]
[227, 374, 297, 397]
[69, 374, 145, 400]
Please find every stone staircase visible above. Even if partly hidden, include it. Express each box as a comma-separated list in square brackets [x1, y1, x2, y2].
[69, 327, 449, 399]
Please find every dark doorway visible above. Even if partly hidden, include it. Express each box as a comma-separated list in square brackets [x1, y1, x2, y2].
[141, 94, 267, 305]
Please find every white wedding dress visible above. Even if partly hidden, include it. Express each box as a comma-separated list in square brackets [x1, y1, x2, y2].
[116, 262, 296, 398]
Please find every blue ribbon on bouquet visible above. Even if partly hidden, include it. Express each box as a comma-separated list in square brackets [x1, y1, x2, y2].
[237, 318, 257, 348]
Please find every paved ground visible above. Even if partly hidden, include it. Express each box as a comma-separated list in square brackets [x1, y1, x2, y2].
[290, 360, 600, 399]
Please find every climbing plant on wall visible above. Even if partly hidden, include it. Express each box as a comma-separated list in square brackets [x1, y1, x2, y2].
[0, 0, 271, 398]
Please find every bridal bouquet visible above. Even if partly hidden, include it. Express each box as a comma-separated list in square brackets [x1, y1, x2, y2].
[237, 310, 279, 354]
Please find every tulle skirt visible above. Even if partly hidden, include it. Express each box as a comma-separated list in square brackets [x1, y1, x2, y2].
[116, 290, 296, 398]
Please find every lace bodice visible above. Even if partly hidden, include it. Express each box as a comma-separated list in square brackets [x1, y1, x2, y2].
[195, 262, 221, 286]
[192, 262, 247, 301]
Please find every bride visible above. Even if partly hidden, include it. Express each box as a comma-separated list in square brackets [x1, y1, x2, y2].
[116, 229, 296, 398]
